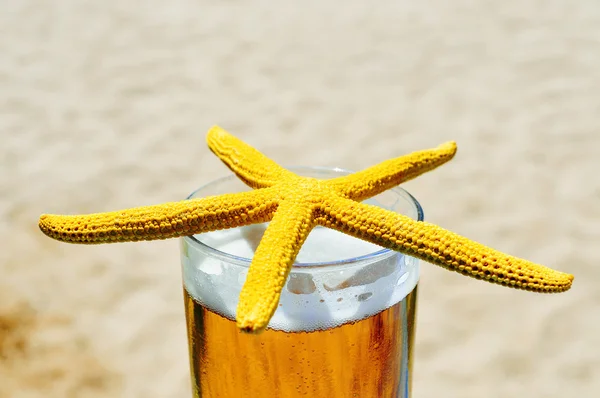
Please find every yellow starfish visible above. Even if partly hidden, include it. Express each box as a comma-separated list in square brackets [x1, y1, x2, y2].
[38, 126, 574, 333]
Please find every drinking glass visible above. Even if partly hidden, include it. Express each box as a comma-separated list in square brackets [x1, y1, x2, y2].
[180, 167, 423, 398]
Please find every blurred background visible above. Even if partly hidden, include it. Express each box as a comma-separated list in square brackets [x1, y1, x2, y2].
[1, 1, 599, 397]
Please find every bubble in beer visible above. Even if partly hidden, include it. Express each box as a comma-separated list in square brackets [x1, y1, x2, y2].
[287, 274, 316, 294]
[357, 292, 373, 302]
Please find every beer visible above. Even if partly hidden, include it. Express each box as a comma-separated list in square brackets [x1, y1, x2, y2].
[184, 285, 417, 398]
[181, 224, 419, 398]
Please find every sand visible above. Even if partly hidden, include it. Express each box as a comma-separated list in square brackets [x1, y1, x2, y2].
[1, 1, 599, 397]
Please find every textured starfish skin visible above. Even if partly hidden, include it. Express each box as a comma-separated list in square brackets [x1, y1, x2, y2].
[317, 197, 572, 293]
[39, 189, 279, 243]
[39, 125, 574, 333]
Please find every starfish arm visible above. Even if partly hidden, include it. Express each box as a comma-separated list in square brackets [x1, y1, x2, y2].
[38, 188, 278, 244]
[206, 126, 297, 189]
[317, 196, 574, 293]
[328, 141, 457, 201]
[236, 199, 316, 333]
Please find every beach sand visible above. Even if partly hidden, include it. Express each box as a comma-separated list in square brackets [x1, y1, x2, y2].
[1, 1, 599, 397]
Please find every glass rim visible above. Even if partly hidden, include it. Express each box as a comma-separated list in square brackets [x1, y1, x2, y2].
[182, 165, 424, 269]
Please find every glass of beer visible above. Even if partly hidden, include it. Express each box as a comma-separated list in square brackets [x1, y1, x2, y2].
[180, 167, 423, 398]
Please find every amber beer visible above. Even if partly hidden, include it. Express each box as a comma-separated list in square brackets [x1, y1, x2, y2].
[180, 168, 423, 397]
[184, 285, 417, 398]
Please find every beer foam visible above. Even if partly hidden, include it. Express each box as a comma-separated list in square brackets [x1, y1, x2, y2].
[181, 224, 419, 332]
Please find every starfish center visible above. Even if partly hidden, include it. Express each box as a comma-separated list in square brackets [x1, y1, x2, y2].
[278, 177, 335, 204]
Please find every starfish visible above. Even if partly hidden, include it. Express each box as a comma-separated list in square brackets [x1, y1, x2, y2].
[38, 126, 574, 333]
